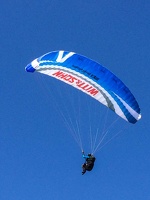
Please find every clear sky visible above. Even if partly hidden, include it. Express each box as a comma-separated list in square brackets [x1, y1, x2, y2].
[1, 1, 150, 200]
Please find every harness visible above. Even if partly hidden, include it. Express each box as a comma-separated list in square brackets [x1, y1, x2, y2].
[85, 156, 96, 171]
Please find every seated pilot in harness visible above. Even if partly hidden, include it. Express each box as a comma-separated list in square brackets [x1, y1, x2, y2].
[82, 151, 96, 175]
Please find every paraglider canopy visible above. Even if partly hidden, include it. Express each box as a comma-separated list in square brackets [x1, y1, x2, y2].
[25, 50, 141, 124]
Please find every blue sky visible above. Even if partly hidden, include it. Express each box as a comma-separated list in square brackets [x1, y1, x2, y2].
[1, 1, 150, 200]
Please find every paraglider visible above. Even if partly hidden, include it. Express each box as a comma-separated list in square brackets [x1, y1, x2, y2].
[25, 50, 141, 175]
[82, 151, 96, 175]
